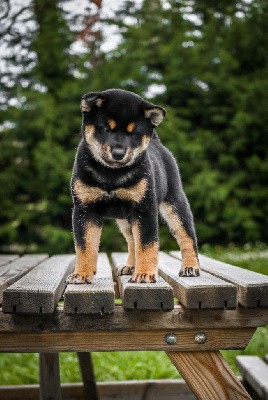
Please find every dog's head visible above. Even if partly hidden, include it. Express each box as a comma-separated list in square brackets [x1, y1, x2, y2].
[80, 89, 166, 168]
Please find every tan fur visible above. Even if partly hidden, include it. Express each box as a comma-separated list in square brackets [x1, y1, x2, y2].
[126, 122, 135, 133]
[114, 178, 147, 203]
[116, 219, 135, 267]
[84, 124, 95, 142]
[74, 222, 102, 279]
[108, 119, 117, 130]
[159, 202, 199, 268]
[74, 179, 108, 203]
[132, 221, 158, 275]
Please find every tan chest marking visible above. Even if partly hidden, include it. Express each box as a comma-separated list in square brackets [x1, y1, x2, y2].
[74, 179, 108, 203]
[113, 178, 147, 203]
[74, 178, 148, 205]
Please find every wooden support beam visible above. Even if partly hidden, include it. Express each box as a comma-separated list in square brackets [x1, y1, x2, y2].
[167, 351, 252, 400]
[77, 353, 99, 400]
[39, 353, 62, 400]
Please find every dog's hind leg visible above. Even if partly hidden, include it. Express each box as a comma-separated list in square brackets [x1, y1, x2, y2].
[116, 219, 135, 276]
[160, 200, 200, 277]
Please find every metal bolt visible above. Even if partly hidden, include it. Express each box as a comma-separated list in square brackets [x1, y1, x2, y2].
[195, 332, 206, 344]
[165, 332, 177, 345]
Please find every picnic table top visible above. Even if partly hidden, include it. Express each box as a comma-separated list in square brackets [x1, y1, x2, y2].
[0, 251, 268, 353]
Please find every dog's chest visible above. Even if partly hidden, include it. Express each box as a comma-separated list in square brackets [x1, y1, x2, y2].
[73, 178, 147, 205]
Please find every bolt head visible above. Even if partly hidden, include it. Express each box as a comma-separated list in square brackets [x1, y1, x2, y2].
[165, 332, 177, 345]
[195, 332, 206, 344]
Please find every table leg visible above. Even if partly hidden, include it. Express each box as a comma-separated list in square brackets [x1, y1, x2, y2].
[77, 352, 99, 400]
[39, 352, 62, 400]
[166, 351, 252, 400]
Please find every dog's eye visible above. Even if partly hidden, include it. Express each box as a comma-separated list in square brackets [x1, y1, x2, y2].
[104, 126, 111, 133]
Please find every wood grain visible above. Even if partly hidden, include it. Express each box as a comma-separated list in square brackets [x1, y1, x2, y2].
[0, 327, 255, 352]
[0, 305, 267, 333]
[39, 353, 62, 400]
[159, 252, 237, 309]
[2, 255, 75, 314]
[0, 254, 48, 304]
[171, 251, 268, 307]
[112, 252, 174, 311]
[64, 253, 115, 314]
[167, 351, 252, 400]
[0, 255, 19, 267]
[236, 355, 268, 399]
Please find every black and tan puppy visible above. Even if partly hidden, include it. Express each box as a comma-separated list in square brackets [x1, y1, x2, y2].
[67, 89, 200, 284]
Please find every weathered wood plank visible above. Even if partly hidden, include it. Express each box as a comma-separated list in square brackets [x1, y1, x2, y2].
[111, 252, 174, 311]
[2, 255, 75, 314]
[39, 353, 62, 400]
[0, 255, 19, 267]
[0, 327, 255, 352]
[167, 351, 252, 400]
[0, 305, 267, 333]
[77, 353, 98, 400]
[64, 253, 115, 314]
[0, 379, 197, 400]
[171, 251, 268, 307]
[0, 254, 48, 304]
[159, 252, 237, 309]
[236, 356, 268, 399]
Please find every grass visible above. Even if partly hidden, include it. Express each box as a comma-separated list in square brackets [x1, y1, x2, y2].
[0, 244, 267, 385]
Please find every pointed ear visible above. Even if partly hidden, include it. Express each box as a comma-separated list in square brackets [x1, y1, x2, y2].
[144, 106, 166, 126]
[81, 93, 105, 113]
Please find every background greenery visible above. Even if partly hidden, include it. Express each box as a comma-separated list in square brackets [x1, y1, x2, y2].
[1, 0, 267, 253]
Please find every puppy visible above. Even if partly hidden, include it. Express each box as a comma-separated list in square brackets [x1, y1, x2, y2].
[67, 89, 200, 284]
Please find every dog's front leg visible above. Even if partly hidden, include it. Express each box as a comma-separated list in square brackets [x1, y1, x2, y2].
[67, 206, 102, 284]
[129, 199, 159, 283]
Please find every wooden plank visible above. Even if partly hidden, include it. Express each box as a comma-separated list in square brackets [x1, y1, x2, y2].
[64, 253, 115, 314]
[159, 252, 237, 309]
[167, 351, 252, 400]
[171, 251, 268, 307]
[0, 255, 19, 267]
[0, 379, 197, 400]
[39, 353, 62, 400]
[236, 356, 268, 399]
[0, 305, 268, 333]
[0, 327, 255, 352]
[0, 254, 48, 304]
[77, 353, 98, 400]
[111, 252, 174, 311]
[2, 255, 75, 314]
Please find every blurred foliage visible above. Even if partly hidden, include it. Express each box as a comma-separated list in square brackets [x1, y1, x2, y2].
[0, 0, 267, 253]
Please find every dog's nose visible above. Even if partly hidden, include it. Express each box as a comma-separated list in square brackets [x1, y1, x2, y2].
[111, 147, 126, 161]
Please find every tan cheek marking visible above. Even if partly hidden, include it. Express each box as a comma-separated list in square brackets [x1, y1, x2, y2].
[108, 119, 117, 130]
[113, 178, 147, 203]
[116, 219, 135, 267]
[159, 202, 199, 268]
[127, 122, 135, 133]
[74, 222, 102, 277]
[141, 135, 151, 150]
[132, 221, 158, 274]
[73, 179, 108, 203]
[84, 124, 95, 142]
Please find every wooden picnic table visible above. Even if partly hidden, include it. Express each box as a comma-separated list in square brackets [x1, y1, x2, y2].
[0, 251, 268, 400]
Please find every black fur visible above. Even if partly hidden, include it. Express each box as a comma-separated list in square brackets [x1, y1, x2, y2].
[67, 89, 200, 284]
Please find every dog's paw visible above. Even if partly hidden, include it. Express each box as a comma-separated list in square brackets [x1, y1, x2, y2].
[129, 272, 157, 283]
[179, 265, 200, 277]
[117, 265, 135, 276]
[66, 273, 94, 284]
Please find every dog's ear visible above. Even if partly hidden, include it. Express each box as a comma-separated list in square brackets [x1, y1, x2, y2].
[81, 93, 105, 113]
[144, 104, 166, 126]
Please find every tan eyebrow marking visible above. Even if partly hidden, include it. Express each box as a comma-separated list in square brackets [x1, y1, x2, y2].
[126, 122, 135, 133]
[108, 119, 117, 130]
